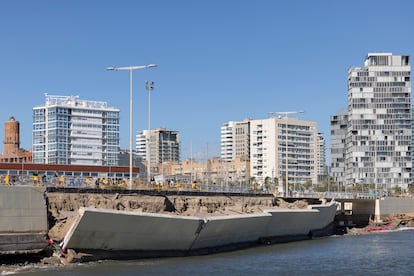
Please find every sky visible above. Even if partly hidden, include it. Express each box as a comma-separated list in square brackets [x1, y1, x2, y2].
[0, 0, 413, 163]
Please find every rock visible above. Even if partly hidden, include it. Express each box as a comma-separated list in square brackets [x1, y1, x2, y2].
[61, 249, 79, 265]
[41, 256, 62, 265]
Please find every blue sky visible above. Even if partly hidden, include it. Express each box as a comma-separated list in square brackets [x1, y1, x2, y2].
[0, 0, 413, 162]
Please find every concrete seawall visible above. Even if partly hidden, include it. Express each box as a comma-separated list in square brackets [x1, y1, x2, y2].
[63, 209, 201, 251]
[61, 202, 338, 255]
[260, 203, 338, 241]
[0, 186, 48, 254]
[378, 197, 414, 216]
[189, 213, 272, 250]
[3, 186, 414, 258]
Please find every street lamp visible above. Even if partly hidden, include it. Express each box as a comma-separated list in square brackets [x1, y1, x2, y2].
[106, 64, 157, 189]
[269, 110, 304, 198]
[146, 81, 155, 185]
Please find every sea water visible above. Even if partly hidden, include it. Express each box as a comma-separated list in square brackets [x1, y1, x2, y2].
[4, 228, 414, 276]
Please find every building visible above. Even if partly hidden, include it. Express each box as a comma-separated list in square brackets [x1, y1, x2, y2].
[32, 95, 120, 166]
[344, 53, 411, 190]
[118, 150, 146, 180]
[158, 156, 250, 188]
[330, 109, 348, 190]
[248, 116, 318, 188]
[317, 132, 327, 176]
[136, 128, 180, 177]
[0, 117, 32, 163]
[220, 119, 251, 162]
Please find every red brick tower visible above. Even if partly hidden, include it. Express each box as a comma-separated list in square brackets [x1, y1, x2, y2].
[4, 116, 20, 155]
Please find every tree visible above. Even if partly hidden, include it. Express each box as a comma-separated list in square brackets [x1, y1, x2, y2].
[264, 177, 271, 192]
[408, 184, 414, 195]
[249, 177, 257, 191]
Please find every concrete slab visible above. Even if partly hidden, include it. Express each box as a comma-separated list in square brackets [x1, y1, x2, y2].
[190, 213, 271, 250]
[0, 186, 48, 254]
[63, 207, 203, 251]
[61, 202, 338, 254]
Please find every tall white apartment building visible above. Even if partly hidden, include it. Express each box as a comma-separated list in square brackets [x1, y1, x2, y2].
[249, 116, 318, 186]
[136, 128, 180, 175]
[345, 53, 411, 189]
[32, 95, 120, 166]
[220, 119, 250, 162]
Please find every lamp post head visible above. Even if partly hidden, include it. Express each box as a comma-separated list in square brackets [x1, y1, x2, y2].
[106, 64, 157, 71]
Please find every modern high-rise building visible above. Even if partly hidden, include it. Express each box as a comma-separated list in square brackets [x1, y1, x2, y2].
[344, 53, 411, 189]
[32, 95, 120, 166]
[220, 116, 320, 187]
[136, 128, 180, 175]
[317, 132, 327, 176]
[221, 116, 322, 190]
[330, 109, 348, 189]
[220, 119, 251, 162]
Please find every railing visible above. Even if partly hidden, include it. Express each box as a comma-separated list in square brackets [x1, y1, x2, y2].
[0, 175, 389, 199]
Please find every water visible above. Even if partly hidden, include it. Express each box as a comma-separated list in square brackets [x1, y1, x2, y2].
[5, 229, 414, 275]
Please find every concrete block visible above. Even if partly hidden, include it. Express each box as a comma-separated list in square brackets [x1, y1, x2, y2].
[191, 213, 271, 249]
[63, 207, 202, 251]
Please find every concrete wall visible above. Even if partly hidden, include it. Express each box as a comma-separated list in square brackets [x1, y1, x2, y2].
[190, 213, 271, 250]
[262, 209, 320, 237]
[336, 197, 414, 226]
[310, 204, 339, 229]
[0, 186, 48, 254]
[261, 203, 337, 238]
[379, 197, 414, 216]
[62, 203, 338, 252]
[0, 186, 47, 233]
[63, 208, 201, 251]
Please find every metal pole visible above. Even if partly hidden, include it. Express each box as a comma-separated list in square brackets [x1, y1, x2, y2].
[285, 114, 288, 198]
[161, 135, 163, 182]
[106, 64, 157, 189]
[148, 89, 151, 185]
[129, 68, 133, 189]
[190, 139, 193, 186]
[206, 143, 209, 188]
[146, 81, 154, 185]
[374, 137, 377, 198]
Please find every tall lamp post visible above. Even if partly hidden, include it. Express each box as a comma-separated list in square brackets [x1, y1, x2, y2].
[269, 110, 304, 198]
[146, 81, 155, 185]
[106, 64, 157, 189]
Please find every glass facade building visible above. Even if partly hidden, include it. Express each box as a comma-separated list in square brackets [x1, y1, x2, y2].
[32, 95, 120, 166]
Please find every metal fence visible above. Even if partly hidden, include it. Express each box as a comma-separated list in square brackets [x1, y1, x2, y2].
[0, 174, 380, 199]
